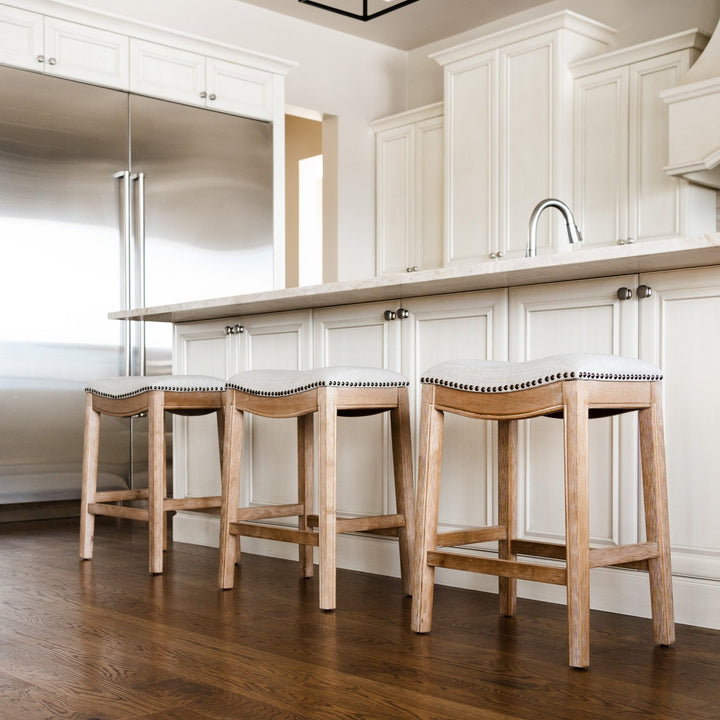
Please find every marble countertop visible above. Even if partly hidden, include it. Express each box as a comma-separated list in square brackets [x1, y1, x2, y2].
[110, 234, 720, 324]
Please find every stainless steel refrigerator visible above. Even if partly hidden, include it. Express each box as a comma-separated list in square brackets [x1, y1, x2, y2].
[0, 64, 273, 508]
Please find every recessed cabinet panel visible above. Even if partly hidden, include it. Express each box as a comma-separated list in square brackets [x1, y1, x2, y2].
[130, 39, 205, 105]
[573, 67, 629, 248]
[416, 117, 444, 271]
[629, 56, 686, 242]
[509, 276, 638, 547]
[0, 5, 43, 71]
[502, 38, 553, 256]
[44, 18, 128, 89]
[314, 303, 401, 518]
[207, 58, 273, 120]
[638, 267, 720, 581]
[376, 128, 412, 274]
[445, 53, 496, 264]
[402, 291, 508, 530]
[246, 318, 310, 509]
[174, 319, 235, 499]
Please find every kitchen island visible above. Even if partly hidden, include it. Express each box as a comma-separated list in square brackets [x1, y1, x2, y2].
[114, 234, 720, 633]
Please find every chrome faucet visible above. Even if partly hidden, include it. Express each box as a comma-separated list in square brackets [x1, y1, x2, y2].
[527, 198, 583, 257]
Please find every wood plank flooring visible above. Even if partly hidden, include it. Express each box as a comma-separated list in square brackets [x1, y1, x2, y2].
[0, 517, 718, 719]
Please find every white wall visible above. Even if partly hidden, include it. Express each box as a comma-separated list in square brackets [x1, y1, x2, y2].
[408, 0, 720, 106]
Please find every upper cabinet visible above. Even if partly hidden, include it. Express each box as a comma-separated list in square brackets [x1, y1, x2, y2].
[572, 31, 715, 249]
[130, 39, 276, 120]
[0, 3, 293, 120]
[371, 103, 444, 276]
[0, 5, 128, 88]
[432, 12, 615, 263]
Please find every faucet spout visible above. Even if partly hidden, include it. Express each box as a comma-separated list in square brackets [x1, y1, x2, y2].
[527, 198, 583, 257]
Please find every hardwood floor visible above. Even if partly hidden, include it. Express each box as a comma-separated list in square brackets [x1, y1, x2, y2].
[0, 517, 718, 719]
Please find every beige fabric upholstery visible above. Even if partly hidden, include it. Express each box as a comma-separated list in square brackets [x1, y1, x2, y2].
[226, 366, 409, 397]
[421, 354, 662, 393]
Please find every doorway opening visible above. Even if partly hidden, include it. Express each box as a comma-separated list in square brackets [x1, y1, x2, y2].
[285, 110, 332, 287]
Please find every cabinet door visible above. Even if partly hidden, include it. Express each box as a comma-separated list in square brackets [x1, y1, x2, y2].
[130, 39, 205, 106]
[628, 51, 707, 243]
[206, 58, 274, 120]
[0, 5, 43, 71]
[313, 302, 402, 518]
[573, 66, 629, 248]
[444, 50, 498, 264]
[173, 319, 239, 500]
[402, 290, 508, 533]
[499, 32, 557, 258]
[414, 115, 444, 272]
[239, 311, 313, 513]
[44, 18, 128, 89]
[375, 124, 414, 275]
[638, 266, 720, 582]
[509, 276, 639, 547]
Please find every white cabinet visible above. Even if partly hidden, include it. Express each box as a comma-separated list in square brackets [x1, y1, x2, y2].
[313, 302, 402, 519]
[371, 103, 444, 275]
[433, 12, 614, 263]
[0, 7, 128, 88]
[509, 276, 639, 549]
[0, 4, 42, 70]
[314, 291, 508, 528]
[638, 265, 720, 583]
[508, 268, 720, 621]
[572, 32, 715, 248]
[130, 39, 275, 119]
[401, 291, 508, 533]
[173, 311, 312, 512]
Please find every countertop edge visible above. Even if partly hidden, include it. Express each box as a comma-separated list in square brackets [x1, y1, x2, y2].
[110, 235, 720, 323]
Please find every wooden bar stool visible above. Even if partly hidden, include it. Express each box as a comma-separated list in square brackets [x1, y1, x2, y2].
[80, 375, 225, 575]
[411, 354, 674, 668]
[218, 366, 415, 611]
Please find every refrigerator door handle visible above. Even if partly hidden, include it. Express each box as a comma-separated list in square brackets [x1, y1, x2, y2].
[115, 170, 133, 377]
[133, 172, 146, 376]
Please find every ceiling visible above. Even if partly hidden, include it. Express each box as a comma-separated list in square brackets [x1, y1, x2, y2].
[236, 0, 551, 51]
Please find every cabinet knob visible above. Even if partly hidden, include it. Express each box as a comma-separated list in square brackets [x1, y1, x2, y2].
[48, 57, 57, 66]
[383, 310, 397, 321]
[36, 54, 44, 63]
[617, 287, 633, 301]
[200, 91, 207, 99]
[637, 284, 653, 299]
[396, 308, 409, 319]
[208, 93, 216, 101]
[489, 252, 497, 259]
[497, 251, 505, 258]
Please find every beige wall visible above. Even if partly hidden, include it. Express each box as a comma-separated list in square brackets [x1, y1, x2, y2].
[408, 0, 720, 106]
[285, 114, 323, 288]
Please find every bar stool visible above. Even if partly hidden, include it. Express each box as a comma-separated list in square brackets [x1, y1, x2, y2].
[80, 374, 226, 575]
[411, 354, 674, 668]
[218, 366, 415, 611]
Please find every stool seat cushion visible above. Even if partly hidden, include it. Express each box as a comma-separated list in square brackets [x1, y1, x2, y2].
[227, 366, 409, 397]
[421, 354, 662, 394]
[85, 375, 226, 400]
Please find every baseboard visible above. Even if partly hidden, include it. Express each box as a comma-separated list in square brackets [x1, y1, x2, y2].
[0, 500, 80, 523]
[172, 511, 720, 631]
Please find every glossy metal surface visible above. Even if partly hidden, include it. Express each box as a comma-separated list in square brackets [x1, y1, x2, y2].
[527, 198, 583, 258]
[0, 65, 274, 504]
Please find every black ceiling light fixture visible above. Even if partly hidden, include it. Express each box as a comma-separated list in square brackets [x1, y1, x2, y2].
[297, 0, 420, 22]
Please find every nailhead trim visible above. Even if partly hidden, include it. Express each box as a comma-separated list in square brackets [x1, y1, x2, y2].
[227, 378, 409, 397]
[85, 376, 226, 400]
[421, 364, 662, 394]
